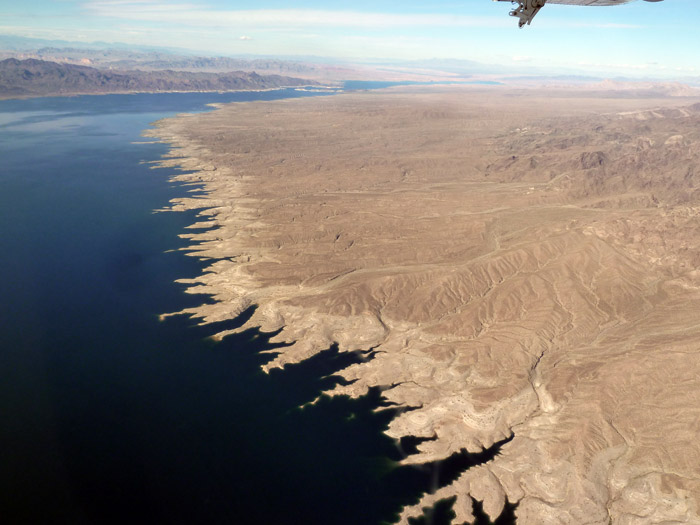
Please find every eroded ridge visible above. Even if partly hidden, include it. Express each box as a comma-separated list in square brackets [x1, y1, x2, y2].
[147, 89, 700, 523]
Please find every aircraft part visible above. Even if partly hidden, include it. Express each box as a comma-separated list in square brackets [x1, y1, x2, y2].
[495, 0, 663, 27]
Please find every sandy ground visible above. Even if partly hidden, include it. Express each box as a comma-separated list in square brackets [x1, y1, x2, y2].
[147, 86, 700, 524]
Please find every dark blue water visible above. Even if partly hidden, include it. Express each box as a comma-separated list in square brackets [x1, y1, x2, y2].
[0, 91, 515, 524]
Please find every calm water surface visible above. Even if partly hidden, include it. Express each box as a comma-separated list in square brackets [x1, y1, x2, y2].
[0, 91, 514, 524]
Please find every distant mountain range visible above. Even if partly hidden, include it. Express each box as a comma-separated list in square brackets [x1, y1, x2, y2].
[29, 49, 330, 75]
[0, 34, 190, 54]
[0, 58, 318, 98]
[2, 35, 700, 90]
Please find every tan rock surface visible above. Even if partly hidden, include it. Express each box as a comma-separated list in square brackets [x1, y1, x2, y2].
[147, 87, 700, 523]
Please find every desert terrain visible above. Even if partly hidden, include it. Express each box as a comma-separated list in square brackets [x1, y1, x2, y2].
[148, 86, 700, 524]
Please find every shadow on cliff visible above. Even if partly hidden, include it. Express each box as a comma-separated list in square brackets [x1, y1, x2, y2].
[186, 307, 519, 525]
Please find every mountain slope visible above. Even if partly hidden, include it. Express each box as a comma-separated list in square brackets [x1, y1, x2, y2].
[0, 58, 316, 97]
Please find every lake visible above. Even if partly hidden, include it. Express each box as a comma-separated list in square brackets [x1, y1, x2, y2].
[0, 90, 515, 524]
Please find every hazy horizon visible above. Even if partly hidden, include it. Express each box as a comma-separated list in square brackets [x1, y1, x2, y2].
[1, 0, 698, 79]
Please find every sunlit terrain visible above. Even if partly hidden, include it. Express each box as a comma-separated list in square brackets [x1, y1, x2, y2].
[150, 86, 700, 523]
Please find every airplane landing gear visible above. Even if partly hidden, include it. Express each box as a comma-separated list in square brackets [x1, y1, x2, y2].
[508, 0, 547, 27]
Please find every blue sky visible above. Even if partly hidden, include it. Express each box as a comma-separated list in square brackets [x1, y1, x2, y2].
[1, 0, 697, 77]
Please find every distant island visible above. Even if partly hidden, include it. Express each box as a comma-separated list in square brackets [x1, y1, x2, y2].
[0, 58, 319, 98]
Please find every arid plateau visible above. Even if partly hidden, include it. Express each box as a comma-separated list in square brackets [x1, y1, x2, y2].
[148, 87, 700, 524]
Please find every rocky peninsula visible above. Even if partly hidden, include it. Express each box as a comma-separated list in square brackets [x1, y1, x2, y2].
[148, 87, 700, 523]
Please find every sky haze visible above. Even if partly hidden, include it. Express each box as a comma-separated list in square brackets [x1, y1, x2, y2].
[1, 0, 697, 78]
